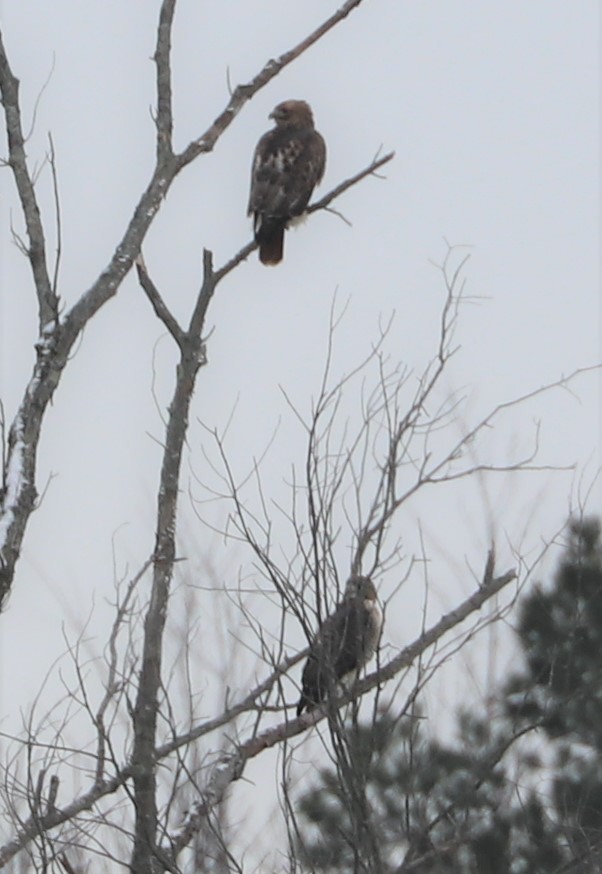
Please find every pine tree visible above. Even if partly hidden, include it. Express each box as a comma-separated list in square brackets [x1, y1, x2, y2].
[505, 516, 602, 870]
[295, 708, 560, 872]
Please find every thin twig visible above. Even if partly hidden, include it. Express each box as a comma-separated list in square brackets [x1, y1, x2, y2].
[47, 133, 62, 298]
[307, 151, 394, 216]
[135, 255, 185, 348]
[0, 29, 57, 328]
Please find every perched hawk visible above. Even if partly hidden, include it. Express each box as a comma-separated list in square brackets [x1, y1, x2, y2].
[297, 576, 383, 717]
[248, 99, 326, 265]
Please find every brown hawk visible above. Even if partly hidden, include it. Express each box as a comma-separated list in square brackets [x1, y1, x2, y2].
[248, 99, 326, 265]
[297, 576, 383, 717]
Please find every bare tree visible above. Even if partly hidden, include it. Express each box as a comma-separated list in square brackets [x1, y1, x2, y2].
[0, 3, 596, 872]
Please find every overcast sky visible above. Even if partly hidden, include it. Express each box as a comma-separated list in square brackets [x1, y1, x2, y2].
[0, 0, 599, 866]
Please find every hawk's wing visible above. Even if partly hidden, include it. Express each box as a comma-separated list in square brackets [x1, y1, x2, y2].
[297, 599, 374, 715]
[248, 126, 326, 221]
[321, 599, 372, 678]
[248, 125, 326, 265]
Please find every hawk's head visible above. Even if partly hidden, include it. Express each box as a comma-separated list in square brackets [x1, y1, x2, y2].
[269, 99, 315, 130]
[344, 575, 378, 603]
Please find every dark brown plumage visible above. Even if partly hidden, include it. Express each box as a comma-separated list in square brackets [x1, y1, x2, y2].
[297, 576, 383, 717]
[248, 100, 326, 265]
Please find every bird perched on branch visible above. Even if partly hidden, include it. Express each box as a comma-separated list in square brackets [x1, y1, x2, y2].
[297, 576, 383, 717]
[248, 99, 326, 265]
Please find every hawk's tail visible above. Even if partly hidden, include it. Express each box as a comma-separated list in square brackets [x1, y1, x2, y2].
[255, 217, 285, 265]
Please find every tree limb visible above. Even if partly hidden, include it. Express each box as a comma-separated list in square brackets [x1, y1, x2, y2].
[130, 250, 213, 873]
[0, 26, 57, 329]
[154, 0, 175, 161]
[135, 255, 185, 347]
[175, 0, 368, 169]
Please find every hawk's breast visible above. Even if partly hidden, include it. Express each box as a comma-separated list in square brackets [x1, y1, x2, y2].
[363, 598, 383, 662]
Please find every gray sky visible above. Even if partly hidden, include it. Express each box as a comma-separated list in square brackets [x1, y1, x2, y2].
[0, 0, 600, 866]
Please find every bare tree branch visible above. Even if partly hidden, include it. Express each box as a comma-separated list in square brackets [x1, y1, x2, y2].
[0, 27, 57, 328]
[130, 249, 215, 872]
[135, 255, 186, 348]
[47, 133, 62, 297]
[307, 150, 394, 217]
[212, 151, 395, 284]
[154, 0, 175, 162]
[175, 0, 368, 169]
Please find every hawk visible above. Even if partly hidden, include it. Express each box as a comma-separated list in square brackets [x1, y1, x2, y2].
[297, 576, 383, 717]
[248, 99, 326, 265]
